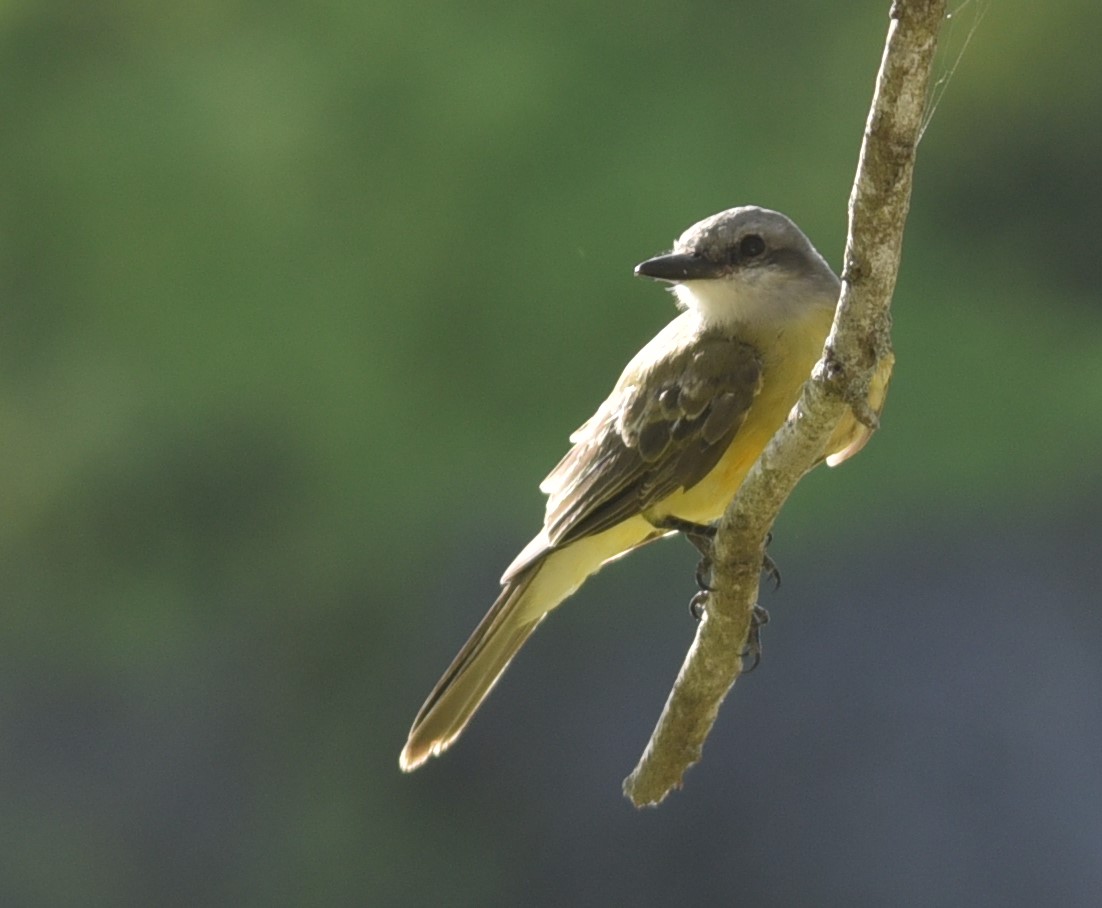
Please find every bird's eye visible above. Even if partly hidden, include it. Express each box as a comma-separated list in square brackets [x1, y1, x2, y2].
[739, 234, 766, 259]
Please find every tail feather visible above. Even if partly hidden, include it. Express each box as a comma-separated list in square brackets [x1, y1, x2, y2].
[399, 517, 656, 771]
[399, 562, 545, 772]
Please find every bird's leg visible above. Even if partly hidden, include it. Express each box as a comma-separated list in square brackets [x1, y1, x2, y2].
[738, 604, 770, 673]
[651, 517, 776, 669]
[649, 517, 718, 619]
[652, 517, 782, 611]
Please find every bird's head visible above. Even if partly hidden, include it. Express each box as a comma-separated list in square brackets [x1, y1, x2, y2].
[635, 206, 840, 328]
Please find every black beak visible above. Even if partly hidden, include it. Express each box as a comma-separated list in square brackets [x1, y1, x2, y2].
[634, 252, 726, 283]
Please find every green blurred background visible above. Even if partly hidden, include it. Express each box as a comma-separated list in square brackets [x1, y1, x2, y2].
[2, 1, 1100, 905]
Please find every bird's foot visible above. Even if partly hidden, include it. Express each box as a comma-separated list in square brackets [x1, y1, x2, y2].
[689, 595, 769, 671]
[649, 517, 719, 617]
[651, 517, 782, 609]
[689, 590, 709, 622]
[738, 604, 770, 672]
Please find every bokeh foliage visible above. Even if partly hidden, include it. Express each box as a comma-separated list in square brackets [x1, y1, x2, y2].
[1, 1, 1100, 905]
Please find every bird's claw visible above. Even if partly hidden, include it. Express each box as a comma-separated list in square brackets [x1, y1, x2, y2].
[738, 604, 770, 672]
[689, 590, 709, 622]
[652, 517, 779, 647]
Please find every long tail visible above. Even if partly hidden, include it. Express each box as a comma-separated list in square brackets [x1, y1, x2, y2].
[399, 559, 549, 772]
[399, 519, 657, 771]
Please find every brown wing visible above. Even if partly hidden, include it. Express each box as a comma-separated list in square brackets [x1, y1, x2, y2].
[539, 330, 763, 547]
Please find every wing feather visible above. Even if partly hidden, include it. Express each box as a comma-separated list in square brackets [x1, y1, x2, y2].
[541, 327, 763, 547]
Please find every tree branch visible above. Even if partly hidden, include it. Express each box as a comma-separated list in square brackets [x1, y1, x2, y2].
[623, 0, 946, 807]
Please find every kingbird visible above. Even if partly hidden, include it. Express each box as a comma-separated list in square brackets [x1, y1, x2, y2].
[400, 206, 885, 771]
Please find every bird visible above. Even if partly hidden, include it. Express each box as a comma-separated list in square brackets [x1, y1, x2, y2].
[399, 205, 886, 771]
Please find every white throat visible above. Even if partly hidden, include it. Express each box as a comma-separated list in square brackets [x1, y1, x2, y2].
[672, 277, 820, 330]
